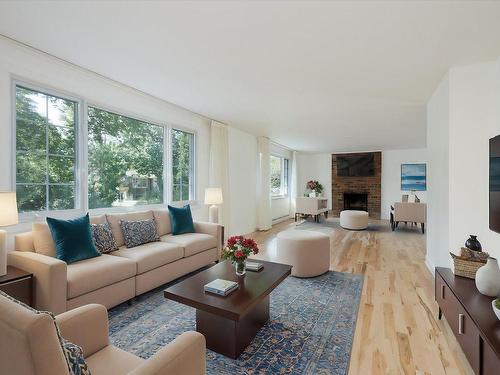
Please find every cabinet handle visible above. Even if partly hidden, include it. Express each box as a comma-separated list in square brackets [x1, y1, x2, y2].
[458, 314, 464, 334]
[441, 284, 445, 299]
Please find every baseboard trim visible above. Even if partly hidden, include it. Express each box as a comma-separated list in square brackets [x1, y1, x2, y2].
[272, 215, 293, 225]
[425, 256, 435, 276]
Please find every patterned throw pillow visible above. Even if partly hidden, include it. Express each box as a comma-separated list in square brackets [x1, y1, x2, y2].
[62, 339, 91, 375]
[91, 222, 118, 254]
[120, 219, 160, 248]
[0, 291, 91, 375]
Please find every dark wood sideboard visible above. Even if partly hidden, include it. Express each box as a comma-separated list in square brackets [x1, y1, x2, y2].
[435, 268, 500, 375]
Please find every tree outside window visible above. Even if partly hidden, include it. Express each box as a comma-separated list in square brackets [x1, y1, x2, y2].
[171, 129, 195, 201]
[15, 86, 77, 212]
[270, 155, 289, 197]
[87, 107, 164, 209]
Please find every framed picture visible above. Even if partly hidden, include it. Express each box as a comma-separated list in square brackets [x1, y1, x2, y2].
[401, 163, 426, 191]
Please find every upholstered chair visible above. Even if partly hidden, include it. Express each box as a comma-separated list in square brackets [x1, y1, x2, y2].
[391, 202, 427, 234]
[0, 292, 206, 375]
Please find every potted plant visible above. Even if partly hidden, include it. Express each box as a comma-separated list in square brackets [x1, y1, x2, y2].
[493, 298, 500, 321]
[222, 236, 259, 276]
[307, 180, 324, 197]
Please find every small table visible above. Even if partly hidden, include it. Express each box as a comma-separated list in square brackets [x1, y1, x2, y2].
[164, 260, 291, 359]
[0, 266, 33, 306]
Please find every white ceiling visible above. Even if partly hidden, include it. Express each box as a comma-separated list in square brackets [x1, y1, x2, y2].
[1, 1, 500, 152]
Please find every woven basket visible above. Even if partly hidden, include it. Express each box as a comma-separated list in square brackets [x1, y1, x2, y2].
[450, 252, 486, 279]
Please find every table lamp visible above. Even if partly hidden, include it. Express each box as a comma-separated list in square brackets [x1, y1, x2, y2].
[0, 192, 18, 276]
[204, 188, 223, 224]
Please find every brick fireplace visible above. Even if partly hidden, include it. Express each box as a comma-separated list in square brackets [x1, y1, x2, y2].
[331, 152, 381, 219]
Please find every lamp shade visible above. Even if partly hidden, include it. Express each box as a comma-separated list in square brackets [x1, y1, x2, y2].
[204, 188, 223, 205]
[0, 192, 18, 227]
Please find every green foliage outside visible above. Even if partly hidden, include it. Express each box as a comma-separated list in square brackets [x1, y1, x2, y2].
[16, 86, 76, 212]
[171, 129, 193, 201]
[87, 107, 164, 208]
[15, 87, 193, 213]
[270, 155, 282, 195]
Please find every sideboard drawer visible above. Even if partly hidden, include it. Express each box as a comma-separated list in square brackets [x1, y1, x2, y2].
[437, 276, 481, 374]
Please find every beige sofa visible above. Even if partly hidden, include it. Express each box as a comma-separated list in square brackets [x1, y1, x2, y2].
[0, 293, 206, 375]
[8, 209, 222, 314]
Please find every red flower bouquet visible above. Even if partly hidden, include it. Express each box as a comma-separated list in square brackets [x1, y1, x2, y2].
[307, 180, 324, 194]
[222, 236, 259, 275]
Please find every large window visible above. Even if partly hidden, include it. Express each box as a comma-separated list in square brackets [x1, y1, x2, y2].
[14, 81, 198, 215]
[270, 155, 289, 197]
[171, 129, 195, 201]
[87, 107, 164, 209]
[15, 86, 77, 212]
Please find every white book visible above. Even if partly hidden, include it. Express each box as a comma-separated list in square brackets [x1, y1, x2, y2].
[204, 279, 238, 296]
[246, 262, 263, 271]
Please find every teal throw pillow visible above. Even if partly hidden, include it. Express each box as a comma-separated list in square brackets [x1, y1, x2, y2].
[168, 204, 195, 235]
[47, 213, 101, 264]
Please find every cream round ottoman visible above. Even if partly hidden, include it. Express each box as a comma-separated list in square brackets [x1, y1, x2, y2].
[276, 230, 330, 277]
[340, 210, 369, 230]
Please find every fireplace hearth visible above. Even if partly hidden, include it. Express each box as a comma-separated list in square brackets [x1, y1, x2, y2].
[344, 192, 368, 212]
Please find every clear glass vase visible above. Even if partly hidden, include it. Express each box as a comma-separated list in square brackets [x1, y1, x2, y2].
[234, 260, 246, 276]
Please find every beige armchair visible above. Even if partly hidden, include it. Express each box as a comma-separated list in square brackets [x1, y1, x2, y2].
[0, 292, 206, 375]
[390, 202, 427, 234]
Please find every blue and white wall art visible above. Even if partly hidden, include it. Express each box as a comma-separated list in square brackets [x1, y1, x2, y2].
[401, 163, 426, 191]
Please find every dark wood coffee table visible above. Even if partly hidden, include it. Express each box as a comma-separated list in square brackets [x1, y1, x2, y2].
[164, 259, 292, 359]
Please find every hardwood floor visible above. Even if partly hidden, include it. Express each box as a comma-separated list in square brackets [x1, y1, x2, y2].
[246, 217, 475, 375]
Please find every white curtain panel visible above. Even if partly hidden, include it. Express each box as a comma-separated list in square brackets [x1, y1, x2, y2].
[257, 136, 272, 230]
[290, 150, 298, 215]
[209, 121, 230, 233]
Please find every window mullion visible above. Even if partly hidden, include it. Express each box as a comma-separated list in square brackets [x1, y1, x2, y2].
[45, 95, 49, 212]
[165, 126, 171, 204]
[80, 100, 89, 213]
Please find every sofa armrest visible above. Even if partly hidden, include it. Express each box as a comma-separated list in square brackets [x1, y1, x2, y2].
[129, 331, 205, 375]
[56, 304, 109, 358]
[8, 251, 67, 314]
[194, 221, 223, 253]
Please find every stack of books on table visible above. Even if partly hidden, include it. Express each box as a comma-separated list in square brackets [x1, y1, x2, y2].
[246, 261, 263, 271]
[204, 279, 239, 296]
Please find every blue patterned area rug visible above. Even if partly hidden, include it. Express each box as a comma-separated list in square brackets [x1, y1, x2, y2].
[108, 270, 363, 375]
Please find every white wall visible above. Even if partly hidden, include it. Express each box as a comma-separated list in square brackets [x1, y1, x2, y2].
[447, 59, 500, 260]
[228, 127, 258, 235]
[426, 73, 450, 270]
[296, 153, 332, 209]
[426, 56, 500, 269]
[381, 148, 427, 220]
[0, 36, 212, 229]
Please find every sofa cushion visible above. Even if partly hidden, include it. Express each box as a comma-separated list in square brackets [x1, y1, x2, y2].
[161, 233, 217, 257]
[120, 219, 159, 248]
[33, 222, 56, 257]
[86, 345, 143, 375]
[153, 209, 171, 236]
[91, 223, 119, 254]
[90, 215, 106, 225]
[47, 214, 101, 264]
[112, 242, 183, 274]
[67, 254, 136, 299]
[168, 205, 195, 235]
[106, 211, 154, 247]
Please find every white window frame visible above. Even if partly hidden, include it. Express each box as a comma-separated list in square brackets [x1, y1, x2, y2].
[11, 78, 198, 222]
[270, 154, 289, 199]
[170, 127, 197, 204]
[12, 79, 84, 221]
